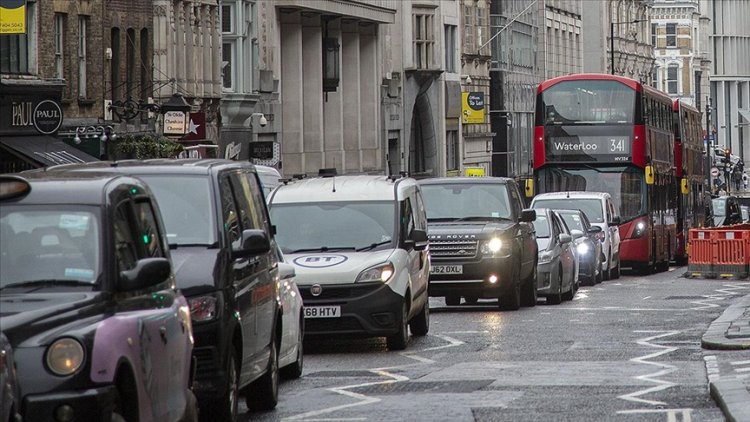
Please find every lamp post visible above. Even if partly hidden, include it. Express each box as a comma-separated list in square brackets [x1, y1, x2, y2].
[610, 19, 646, 75]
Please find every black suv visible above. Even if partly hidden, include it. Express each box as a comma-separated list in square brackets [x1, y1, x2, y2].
[43, 160, 281, 420]
[418, 177, 537, 310]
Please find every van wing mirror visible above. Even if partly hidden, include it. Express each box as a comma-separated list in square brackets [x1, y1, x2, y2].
[278, 262, 296, 280]
[610, 216, 621, 225]
[233, 229, 271, 258]
[520, 209, 536, 222]
[119, 258, 171, 291]
[409, 229, 429, 251]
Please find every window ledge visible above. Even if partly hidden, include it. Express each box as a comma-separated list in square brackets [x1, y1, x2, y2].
[77, 98, 96, 106]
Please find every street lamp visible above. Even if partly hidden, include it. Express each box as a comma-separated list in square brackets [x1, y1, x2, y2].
[610, 19, 646, 75]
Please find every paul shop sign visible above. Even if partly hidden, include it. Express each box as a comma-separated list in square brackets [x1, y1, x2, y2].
[1, 96, 63, 136]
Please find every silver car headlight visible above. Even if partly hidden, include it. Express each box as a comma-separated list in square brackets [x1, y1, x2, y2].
[46, 338, 85, 376]
[481, 238, 503, 255]
[538, 250, 555, 264]
[356, 262, 394, 283]
[576, 242, 590, 255]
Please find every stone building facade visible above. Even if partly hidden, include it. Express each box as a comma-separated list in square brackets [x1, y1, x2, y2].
[582, 0, 654, 81]
[651, 0, 711, 110]
[537, 0, 583, 79]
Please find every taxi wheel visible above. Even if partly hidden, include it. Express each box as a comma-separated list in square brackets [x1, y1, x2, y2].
[612, 256, 621, 279]
[245, 334, 279, 411]
[595, 261, 603, 284]
[280, 317, 304, 380]
[409, 301, 430, 336]
[445, 295, 460, 306]
[387, 301, 409, 350]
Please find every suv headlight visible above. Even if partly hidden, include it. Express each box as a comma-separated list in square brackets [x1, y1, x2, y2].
[576, 242, 590, 255]
[356, 263, 394, 283]
[480, 237, 503, 255]
[632, 221, 647, 238]
[538, 250, 555, 264]
[188, 294, 218, 322]
[46, 338, 85, 376]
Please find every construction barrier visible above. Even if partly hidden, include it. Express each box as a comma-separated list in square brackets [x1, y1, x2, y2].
[687, 224, 750, 279]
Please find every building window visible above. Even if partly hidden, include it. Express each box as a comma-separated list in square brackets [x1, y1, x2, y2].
[651, 66, 658, 88]
[54, 14, 64, 79]
[666, 23, 676, 47]
[221, 4, 233, 33]
[667, 64, 678, 94]
[140, 28, 150, 100]
[444, 24, 456, 73]
[222, 42, 234, 90]
[413, 8, 435, 69]
[111, 28, 121, 100]
[78, 15, 88, 98]
[463, 5, 474, 52]
[446, 130, 459, 171]
[476, 7, 486, 53]
[220, 2, 254, 92]
[651, 23, 657, 47]
[126, 28, 135, 98]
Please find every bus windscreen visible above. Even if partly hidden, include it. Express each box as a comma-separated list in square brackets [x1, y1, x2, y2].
[539, 80, 636, 125]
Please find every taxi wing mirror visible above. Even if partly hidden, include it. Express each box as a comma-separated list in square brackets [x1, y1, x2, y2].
[559, 233, 572, 244]
[278, 262, 296, 280]
[587, 226, 602, 234]
[119, 258, 171, 291]
[570, 229, 584, 239]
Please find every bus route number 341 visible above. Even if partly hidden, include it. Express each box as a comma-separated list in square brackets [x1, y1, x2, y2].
[609, 138, 627, 153]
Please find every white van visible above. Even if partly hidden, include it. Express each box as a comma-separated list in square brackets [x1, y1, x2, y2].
[255, 165, 282, 199]
[530, 191, 621, 280]
[267, 174, 430, 350]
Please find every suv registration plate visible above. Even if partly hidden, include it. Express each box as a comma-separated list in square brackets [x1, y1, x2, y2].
[431, 265, 463, 275]
[304, 306, 341, 318]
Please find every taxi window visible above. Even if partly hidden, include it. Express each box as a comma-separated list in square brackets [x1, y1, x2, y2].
[133, 200, 165, 258]
[114, 203, 138, 272]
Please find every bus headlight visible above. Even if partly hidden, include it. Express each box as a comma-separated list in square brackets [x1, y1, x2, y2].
[46, 338, 85, 376]
[481, 238, 503, 255]
[633, 222, 647, 238]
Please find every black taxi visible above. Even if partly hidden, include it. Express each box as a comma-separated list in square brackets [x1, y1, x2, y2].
[0, 173, 197, 422]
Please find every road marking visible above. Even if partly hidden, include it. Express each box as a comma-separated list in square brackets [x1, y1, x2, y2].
[283, 334, 463, 421]
[444, 330, 489, 334]
[618, 330, 680, 406]
[704, 355, 720, 383]
[730, 360, 750, 366]
[735, 367, 750, 373]
[616, 408, 692, 421]
[643, 296, 651, 300]
[573, 292, 588, 300]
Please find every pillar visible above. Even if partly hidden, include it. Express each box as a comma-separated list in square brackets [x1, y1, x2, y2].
[175, 1, 186, 91]
[203, 5, 213, 98]
[281, 13, 304, 175]
[341, 21, 361, 172]
[302, 15, 324, 174]
[212, 6, 222, 96]
[323, 20, 344, 170]
[360, 24, 379, 171]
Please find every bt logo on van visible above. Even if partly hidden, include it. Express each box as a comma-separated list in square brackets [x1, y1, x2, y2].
[293, 254, 348, 268]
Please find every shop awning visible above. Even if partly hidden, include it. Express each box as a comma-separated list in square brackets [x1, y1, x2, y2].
[0, 136, 98, 167]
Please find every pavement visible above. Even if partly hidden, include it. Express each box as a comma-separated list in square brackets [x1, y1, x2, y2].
[702, 293, 750, 422]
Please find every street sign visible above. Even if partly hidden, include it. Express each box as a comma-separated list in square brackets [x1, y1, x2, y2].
[163, 111, 187, 136]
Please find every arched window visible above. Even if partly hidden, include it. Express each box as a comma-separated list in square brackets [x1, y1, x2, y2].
[111, 27, 120, 99]
[126, 28, 136, 98]
[140, 28, 150, 100]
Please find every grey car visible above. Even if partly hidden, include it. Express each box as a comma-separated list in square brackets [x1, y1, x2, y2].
[557, 209, 603, 286]
[533, 209, 577, 305]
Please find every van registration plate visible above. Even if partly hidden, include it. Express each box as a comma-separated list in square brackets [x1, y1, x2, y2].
[304, 306, 341, 318]
[431, 265, 463, 275]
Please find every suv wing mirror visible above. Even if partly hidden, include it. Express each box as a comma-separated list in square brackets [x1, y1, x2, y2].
[119, 258, 171, 292]
[520, 209, 536, 222]
[234, 229, 271, 258]
[570, 229, 584, 239]
[408, 229, 429, 251]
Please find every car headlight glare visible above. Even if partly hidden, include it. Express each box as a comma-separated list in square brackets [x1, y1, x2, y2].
[576, 242, 590, 255]
[356, 263, 395, 283]
[633, 221, 646, 238]
[538, 250, 555, 264]
[46, 338, 85, 376]
[188, 294, 218, 322]
[481, 237, 503, 255]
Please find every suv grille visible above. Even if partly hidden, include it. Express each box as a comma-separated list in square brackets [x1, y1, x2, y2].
[430, 239, 479, 258]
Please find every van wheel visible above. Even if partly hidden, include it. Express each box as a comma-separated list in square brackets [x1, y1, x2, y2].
[387, 301, 409, 350]
[445, 295, 460, 306]
[498, 267, 521, 311]
[409, 301, 429, 336]
[205, 346, 239, 420]
[520, 265, 537, 307]
[245, 334, 279, 411]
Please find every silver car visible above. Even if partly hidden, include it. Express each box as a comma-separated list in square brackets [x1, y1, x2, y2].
[533, 209, 577, 305]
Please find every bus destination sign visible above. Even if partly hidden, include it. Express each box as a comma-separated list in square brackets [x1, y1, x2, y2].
[546, 135, 631, 162]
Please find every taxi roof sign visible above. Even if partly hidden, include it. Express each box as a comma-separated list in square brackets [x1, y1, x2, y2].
[0, 176, 31, 200]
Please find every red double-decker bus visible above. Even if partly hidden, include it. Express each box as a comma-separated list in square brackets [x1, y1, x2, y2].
[673, 99, 706, 263]
[532, 74, 675, 273]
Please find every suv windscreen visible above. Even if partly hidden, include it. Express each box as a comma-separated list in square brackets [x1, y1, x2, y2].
[138, 175, 218, 246]
[270, 201, 395, 253]
[420, 183, 512, 220]
[533, 198, 604, 223]
[0, 206, 100, 286]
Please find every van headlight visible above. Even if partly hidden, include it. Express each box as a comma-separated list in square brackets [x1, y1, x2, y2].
[633, 221, 646, 238]
[576, 242, 590, 255]
[538, 250, 555, 264]
[46, 338, 85, 376]
[356, 263, 394, 283]
[481, 238, 503, 255]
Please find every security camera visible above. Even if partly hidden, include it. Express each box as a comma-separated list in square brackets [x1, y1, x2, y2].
[259, 114, 268, 127]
